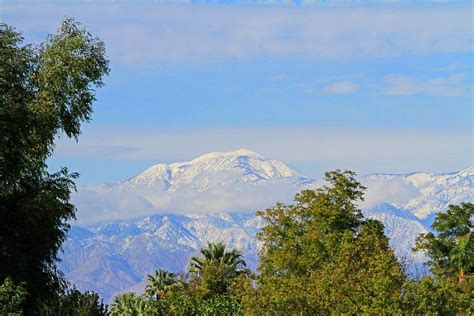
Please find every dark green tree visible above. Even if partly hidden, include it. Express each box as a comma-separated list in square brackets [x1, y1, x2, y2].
[0, 19, 109, 310]
[40, 288, 108, 316]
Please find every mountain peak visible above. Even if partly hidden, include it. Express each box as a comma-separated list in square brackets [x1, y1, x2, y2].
[190, 148, 264, 162]
[118, 149, 309, 199]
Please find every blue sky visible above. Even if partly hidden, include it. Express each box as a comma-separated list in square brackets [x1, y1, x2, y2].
[1, 1, 472, 184]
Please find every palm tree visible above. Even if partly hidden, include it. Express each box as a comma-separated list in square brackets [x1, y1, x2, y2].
[145, 269, 176, 300]
[190, 242, 246, 274]
[110, 292, 146, 316]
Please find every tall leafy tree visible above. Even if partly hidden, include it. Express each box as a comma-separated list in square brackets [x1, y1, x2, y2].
[0, 19, 109, 310]
[246, 170, 405, 314]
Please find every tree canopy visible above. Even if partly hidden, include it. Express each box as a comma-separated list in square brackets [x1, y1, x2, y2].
[245, 170, 406, 314]
[414, 202, 473, 283]
[0, 18, 109, 311]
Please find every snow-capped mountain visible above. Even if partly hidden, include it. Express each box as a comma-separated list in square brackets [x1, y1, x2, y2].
[72, 149, 314, 224]
[122, 149, 310, 190]
[62, 149, 473, 302]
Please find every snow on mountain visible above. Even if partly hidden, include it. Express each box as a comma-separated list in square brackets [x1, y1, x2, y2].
[73, 149, 313, 224]
[119, 148, 308, 191]
[363, 167, 473, 219]
[63, 149, 473, 302]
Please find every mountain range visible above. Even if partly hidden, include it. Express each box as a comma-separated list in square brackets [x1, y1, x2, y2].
[60, 149, 473, 302]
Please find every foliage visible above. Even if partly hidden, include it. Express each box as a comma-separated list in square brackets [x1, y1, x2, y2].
[414, 202, 473, 283]
[408, 202, 474, 314]
[40, 288, 108, 316]
[110, 242, 249, 315]
[145, 269, 177, 300]
[197, 294, 243, 316]
[190, 242, 246, 274]
[199, 260, 240, 298]
[0, 277, 28, 315]
[402, 276, 473, 314]
[0, 19, 109, 311]
[110, 293, 148, 316]
[114, 291, 243, 316]
[245, 170, 406, 314]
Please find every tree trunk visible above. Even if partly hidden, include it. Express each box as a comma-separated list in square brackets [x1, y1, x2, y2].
[458, 267, 465, 285]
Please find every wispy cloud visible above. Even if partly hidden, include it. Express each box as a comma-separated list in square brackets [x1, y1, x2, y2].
[1, 3, 471, 65]
[322, 81, 359, 94]
[383, 73, 470, 96]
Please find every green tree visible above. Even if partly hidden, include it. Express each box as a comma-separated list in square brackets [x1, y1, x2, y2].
[190, 242, 247, 298]
[406, 202, 474, 314]
[247, 170, 405, 314]
[40, 288, 108, 316]
[199, 260, 239, 297]
[145, 269, 177, 300]
[0, 277, 28, 316]
[402, 276, 472, 314]
[110, 293, 147, 316]
[197, 294, 243, 316]
[0, 19, 109, 310]
[190, 242, 246, 274]
[414, 202, 473, 283]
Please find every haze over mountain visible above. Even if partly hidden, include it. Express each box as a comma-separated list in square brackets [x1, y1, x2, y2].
[63, 149, 473, 302]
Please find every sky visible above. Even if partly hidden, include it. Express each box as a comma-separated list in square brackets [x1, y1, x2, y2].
[1, 0, 472, 185]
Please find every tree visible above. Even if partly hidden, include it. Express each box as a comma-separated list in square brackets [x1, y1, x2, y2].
[0, 19, 109, 310]
[40, 288, 108, 316]
[189, 242, 247, 298]
[406, 202, 474, 314]
[110, 293, 147, 316]
[246, 170, 405, 314]
[414, 202, 473, 283]
[145, 269, 177, 300]
[0, 277, 27, 315]
[402, 275, 472, 314]
[190, 242, 246, 274]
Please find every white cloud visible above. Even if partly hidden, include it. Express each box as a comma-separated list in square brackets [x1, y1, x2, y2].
[322, 81, 359, 94]
[383, 73, 470, 96]
[1, 3, 471, 65]
[361, 178, 420, 209]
